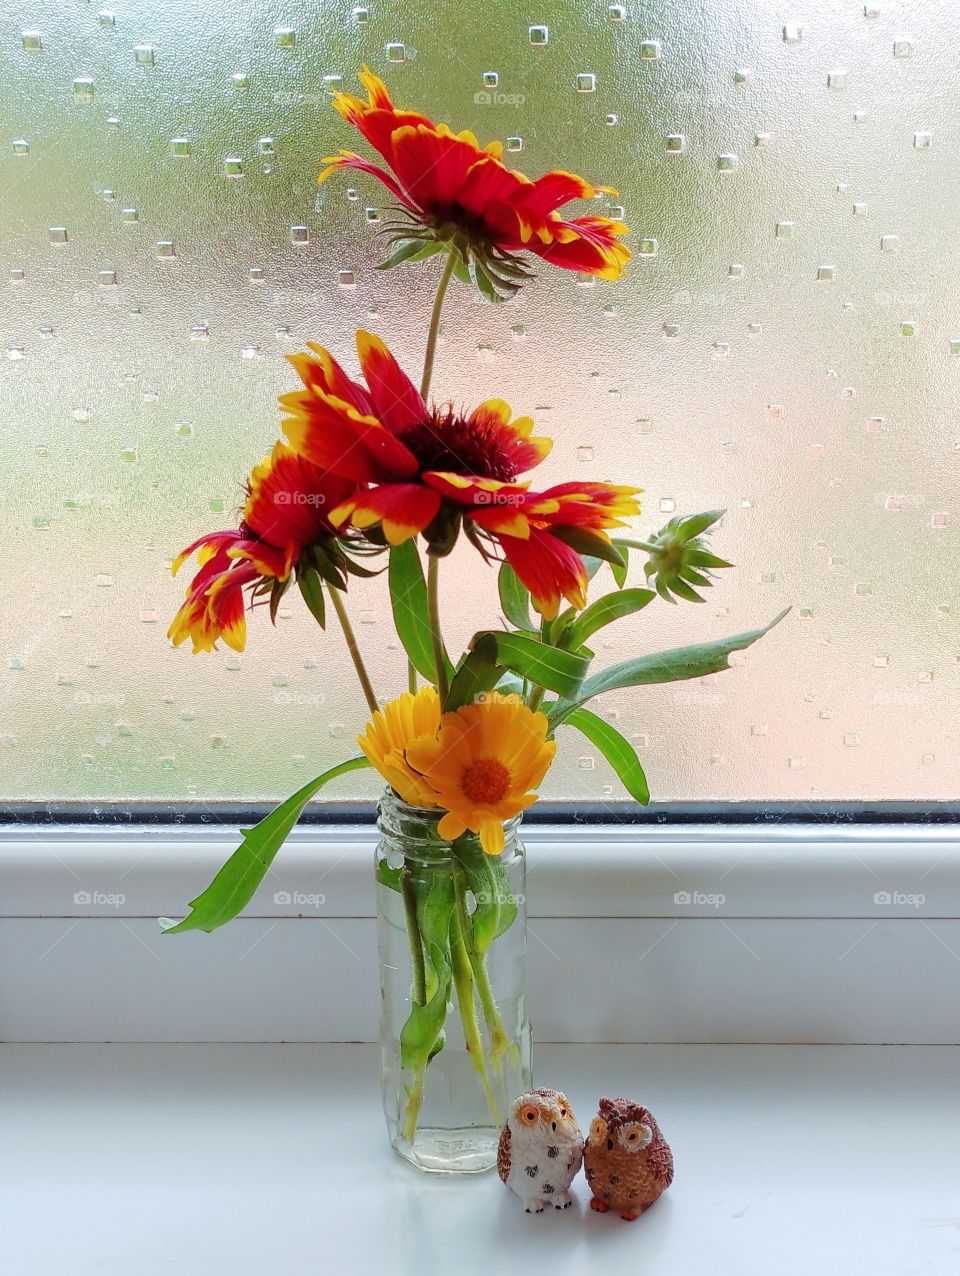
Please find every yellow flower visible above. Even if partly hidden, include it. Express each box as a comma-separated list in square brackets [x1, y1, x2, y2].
[358, 686, 442, 808]
[405, 693, 556, 856]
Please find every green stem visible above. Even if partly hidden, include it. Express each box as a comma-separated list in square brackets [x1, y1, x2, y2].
[419, 249, 458, 402]
[427, 555, 449, 704]
[402, 1066, 427, 1144]
[617, 538, 658, 554]
[449, 902, 502, 1129]
[452, 856, 515, 1071]
[401, 870, 426, 1006]
[527, 615, 552, 712]
[328, 586, 378, 715]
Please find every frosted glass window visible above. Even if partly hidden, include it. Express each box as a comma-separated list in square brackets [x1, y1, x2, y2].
[2, 1, 956, 802]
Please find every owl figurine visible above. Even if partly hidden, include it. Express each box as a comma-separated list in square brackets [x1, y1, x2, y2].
[583, 1097, 674, 1221]
[497, 1089, 583, 1213]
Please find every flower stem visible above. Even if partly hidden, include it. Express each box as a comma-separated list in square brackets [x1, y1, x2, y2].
[449, 900, 502, 1129]
[420, 248, 458, 402]
[400, 870, 427, 1006]
[328, 585, 378, 715]
[426, 555, 449, 704]
[616, 537, 658, 554]
[527, 615, 552, 712]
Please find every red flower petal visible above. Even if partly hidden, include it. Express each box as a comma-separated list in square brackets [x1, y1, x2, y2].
[496, 528, 588, 620]
[334, 482, 441, 546]
[356, 330, 427, 436]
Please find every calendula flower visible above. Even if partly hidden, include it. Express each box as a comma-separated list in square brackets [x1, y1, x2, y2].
[358, 686, 443, 807]
[281, 331, 641, 619]
[168, 442, 354, 653]
[405, 693, 556, 855]
[319, 66, 630, 287]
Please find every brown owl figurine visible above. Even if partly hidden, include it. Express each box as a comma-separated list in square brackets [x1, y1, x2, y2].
[583, 1097, 673, 1221]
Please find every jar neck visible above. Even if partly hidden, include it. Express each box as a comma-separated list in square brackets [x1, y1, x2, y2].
[376, 787, 521, 863]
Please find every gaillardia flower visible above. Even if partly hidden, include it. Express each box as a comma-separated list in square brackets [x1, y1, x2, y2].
[319, 66, 630, 285]
[280, 331, 641, 619]
[168, 442, 354, 653]
[358, 686, 442, 808]
[405, 693, 556, 855]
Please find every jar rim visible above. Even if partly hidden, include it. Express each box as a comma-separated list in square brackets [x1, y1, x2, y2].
[377, 786, 522, 834]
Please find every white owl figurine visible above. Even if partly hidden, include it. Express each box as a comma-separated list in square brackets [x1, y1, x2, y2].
[497, 1088, 583, 1212]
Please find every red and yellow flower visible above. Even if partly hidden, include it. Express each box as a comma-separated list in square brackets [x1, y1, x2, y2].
[280, 331, 641, 620]
[319, 66, 630, 283]
[168, 442, 354, 653]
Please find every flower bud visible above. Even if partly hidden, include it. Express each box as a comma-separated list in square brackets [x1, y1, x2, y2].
[642, 510, 732, 603]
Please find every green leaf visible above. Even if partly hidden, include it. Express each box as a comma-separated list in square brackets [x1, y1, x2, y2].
[472, 255, 517, 302]
[446, 633, 501, 710]
[159, 757, 371, 934]
[454, 840, 517, 954]
[400, 870, 455, 1071]
[563, 588, 655, 652]
[268, 576, 289, 625]
[676, 509, 725, 541]
[376, 239, 442, 270]
[583, 538, 631, 587]
[480, 630, 589, 700]
[498, 562, 536, 631]
[389, 541, 454, 684]
[550, 525, 627, 568]
[549, 608, 790, 725]
[610, 538, 631, 588]
[562, 708, 650, 804]
[452, 255, 472, 286]
[297, 569, 326, 628]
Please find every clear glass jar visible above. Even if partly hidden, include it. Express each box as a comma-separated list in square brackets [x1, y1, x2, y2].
[375, 789, 531, 1173]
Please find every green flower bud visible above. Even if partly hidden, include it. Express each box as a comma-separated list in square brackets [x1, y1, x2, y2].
[642, 510, 733, 604]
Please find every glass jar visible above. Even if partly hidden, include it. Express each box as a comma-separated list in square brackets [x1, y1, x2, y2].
[375, 789, 531, 1173]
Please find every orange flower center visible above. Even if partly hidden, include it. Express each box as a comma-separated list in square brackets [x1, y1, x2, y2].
[395, 408, 519, 482]
[461, 758, 511, 805]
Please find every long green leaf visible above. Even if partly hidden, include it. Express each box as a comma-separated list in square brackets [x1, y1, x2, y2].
[453, 839, 518, 954]
[498, 562, 536, 631]
[550, 607, 790, 725]
[159, 757, 371, 934]
[562, 708, 649, 804]
[376, 238, 442, 270]
[446, 633, 501, 710]
[400, 871, 455, 1070]
[388, 541, 453, 684]
[563, 588, 655, 652]
[485, 631, 589, 699]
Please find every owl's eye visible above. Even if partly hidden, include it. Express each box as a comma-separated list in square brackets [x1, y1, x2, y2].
[520, 1105, 540, 1125]
[618, 1122, 653, 1152]
[559, 1107, 567, 1118]
[589, 1117, 607, 1143]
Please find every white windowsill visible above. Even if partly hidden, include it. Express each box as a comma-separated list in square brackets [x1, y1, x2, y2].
[2, 822, 958, 1044]
[2, 1040, 956, 1275]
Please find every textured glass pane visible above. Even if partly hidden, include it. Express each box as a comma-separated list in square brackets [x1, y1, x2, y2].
[2, 1, 956, 802]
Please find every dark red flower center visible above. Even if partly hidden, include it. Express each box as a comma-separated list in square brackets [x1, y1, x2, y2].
[395, 408, 519, 482]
